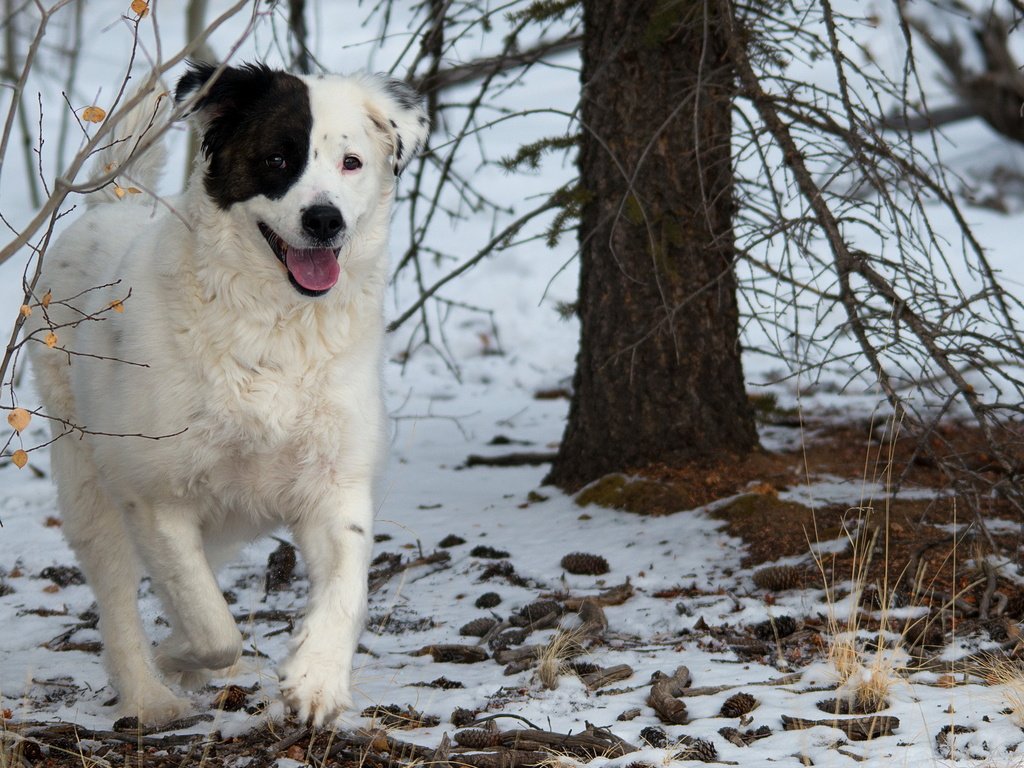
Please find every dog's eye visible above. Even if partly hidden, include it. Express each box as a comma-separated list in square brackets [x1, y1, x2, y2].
[342, 155, 362, 172]
[265, 154, 287, 170]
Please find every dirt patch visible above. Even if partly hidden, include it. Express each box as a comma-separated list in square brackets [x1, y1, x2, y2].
[574, 449, 799, 516]
[712, 492, 843, 566]
[574, 416, 1024, 518]
[576, 418, 1024, 638]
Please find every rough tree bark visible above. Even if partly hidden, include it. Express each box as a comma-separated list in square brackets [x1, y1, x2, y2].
[546, 0, 757, 488]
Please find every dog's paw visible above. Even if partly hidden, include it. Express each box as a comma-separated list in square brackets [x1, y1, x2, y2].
[170, 668, 212, 692]
[121, 685, 190, 725]
[278, 651, 352, 726]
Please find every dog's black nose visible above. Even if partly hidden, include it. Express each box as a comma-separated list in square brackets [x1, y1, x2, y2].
[301, 205, 345, 241]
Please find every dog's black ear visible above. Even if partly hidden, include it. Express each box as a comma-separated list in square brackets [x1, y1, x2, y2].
[175, 61, 218, 107]
[176, 61, 227, 121]
[175, 62, 278, 120]
[365, 77, 429, 176]
[175, 62, 303, 160]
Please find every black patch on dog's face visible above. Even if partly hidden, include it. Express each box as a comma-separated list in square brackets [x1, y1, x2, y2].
[176, 63, 312, 210]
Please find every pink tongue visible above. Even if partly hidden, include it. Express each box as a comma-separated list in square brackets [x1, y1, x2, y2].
[285, 246, 340, 292]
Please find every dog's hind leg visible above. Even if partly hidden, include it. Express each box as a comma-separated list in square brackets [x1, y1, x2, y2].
[50, 438, 189, 724]
[128, 503, 243, 678]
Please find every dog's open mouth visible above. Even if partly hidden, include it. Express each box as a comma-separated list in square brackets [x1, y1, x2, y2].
[258, 223, 341, 297]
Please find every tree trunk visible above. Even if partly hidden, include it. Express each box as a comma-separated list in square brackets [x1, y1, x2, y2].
[546, 0, 757, 489]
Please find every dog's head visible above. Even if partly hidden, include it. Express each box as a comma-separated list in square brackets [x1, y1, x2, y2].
[175, 63, 428, 297]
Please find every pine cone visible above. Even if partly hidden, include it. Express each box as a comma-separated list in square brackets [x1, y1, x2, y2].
[640, 726, 669, 748]
[264, 540, 296, 593]
[560, 552, 610, 575]
[424, 677, 464, 690]
[214, 684, 249, 712]
[475, 592, 502, 609]
[569, 660, 601, 675]
[459, 617, 498, 637]
[451, 707, 477, 727]
[720, 692, 758, 718]
[676, 736, 717, 762]
[488, 628, 529, 650]
[510, 600, 563, 626]
[861, 584, 910, 610]
[455, 728, 501, 748]
[112, 716, 140, 732]
[752, 565, 802, 591]
[470, 545, 510, 559]
[752, 615, 797, 641]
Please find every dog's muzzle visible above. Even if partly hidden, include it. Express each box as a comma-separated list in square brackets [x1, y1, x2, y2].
[258, 222, 343, 297]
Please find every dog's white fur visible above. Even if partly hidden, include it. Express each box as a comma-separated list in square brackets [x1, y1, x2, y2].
[28, 72, 427, 725]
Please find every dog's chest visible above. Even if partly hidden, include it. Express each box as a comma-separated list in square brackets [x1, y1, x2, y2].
[181, 302, 368, 433]
[192, 344, 359, 443]
[176, 336, 379, 507]
[151, 263, 385, 513]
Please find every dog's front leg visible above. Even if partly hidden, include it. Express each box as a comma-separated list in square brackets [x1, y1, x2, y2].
[279, 484, 373, 726]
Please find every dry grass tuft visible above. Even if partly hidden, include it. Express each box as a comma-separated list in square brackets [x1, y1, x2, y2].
[811, 414, 914, 709]
[535, 627, 589, 690]
[827, 632, 862, 686]
[0, 732, 21, 768]
[534, 753, 582, 768]
[976, 653, 1024, 727]
[856, 651, 900, 713]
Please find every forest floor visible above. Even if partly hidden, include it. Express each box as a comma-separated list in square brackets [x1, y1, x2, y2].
[3, 367, 1024, 768]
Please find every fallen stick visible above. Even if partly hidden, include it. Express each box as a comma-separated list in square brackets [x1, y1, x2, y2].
[451, 749, 552, 768]
[647, 666, 691, 725]
[412, 644, 489, 664]
[370, 550, 451, 593]
[781, 714, 900, 741]
[557, 580, 635, 610]
[496, 726, 638, 758]
[578, 599, 608, 635]
[464, 452, 557, 467]
[581, 664, 633, 690]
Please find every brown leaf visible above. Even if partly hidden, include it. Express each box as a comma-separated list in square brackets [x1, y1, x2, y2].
[7, 408, 30, 433]
[44, 331, 57, 348]
[81, 106, 106, 123]
[130, 0, 149, 16]
[11, 450, 28, 469]
[113, 185, 126, 199]
[110, 300, 125, 313]
[19, 304, 31, 317]
[41, 290, 51, 308]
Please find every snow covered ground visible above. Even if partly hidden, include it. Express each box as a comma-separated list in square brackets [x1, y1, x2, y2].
[3, 351, 1024, 767]
[3, 1, 1024, 766]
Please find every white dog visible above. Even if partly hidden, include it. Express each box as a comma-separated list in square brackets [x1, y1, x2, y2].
[27, 63, 428, 725]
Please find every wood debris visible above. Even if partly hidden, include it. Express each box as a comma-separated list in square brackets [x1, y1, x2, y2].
[581, 663, 633, 690]
[781, 713, 900, 741]
[647, 666, 691, 725]
[412, 643, 489, 663]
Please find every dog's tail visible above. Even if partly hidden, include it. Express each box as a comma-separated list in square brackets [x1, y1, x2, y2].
[86, 79, 172, 207]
